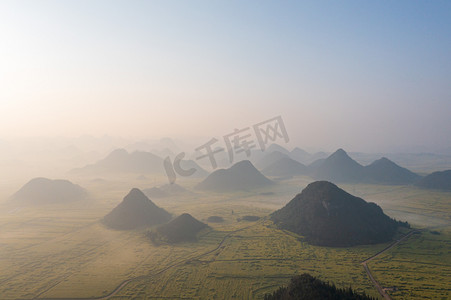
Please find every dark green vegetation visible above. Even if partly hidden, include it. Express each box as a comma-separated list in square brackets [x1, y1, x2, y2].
[415, 169, 451, 190]
[196, 160, 273, 192]
[271, 181, 407, 246]
[207, 215, 224, 223]
[148, 213, 208, 243]
[264, 273, 376, 300]
[11, 177, 87, 204]
[239, 215, 261, 221]
[103, 188, 171, 230]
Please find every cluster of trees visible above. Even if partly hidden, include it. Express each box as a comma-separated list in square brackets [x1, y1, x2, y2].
[238, 215, 260, 221]
[147, 213, 208, 244]
[264, 273, 377, 300]
[271, 181, 409, 247]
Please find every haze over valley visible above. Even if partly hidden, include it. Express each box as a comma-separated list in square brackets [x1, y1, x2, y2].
[1, 1, 450, 299]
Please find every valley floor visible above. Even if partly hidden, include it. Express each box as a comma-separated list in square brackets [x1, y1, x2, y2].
[0, 177, 450, 299]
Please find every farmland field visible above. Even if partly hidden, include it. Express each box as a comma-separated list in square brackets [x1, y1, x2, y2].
[0, 176, 450, 299]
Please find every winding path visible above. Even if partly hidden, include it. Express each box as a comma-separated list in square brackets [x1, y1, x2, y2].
[36, 222, 258, 300]
[33, 225, 436, 300]
[360, 230, 418, 300]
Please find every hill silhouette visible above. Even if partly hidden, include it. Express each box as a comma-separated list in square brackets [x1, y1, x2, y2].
[255, 151, 291, 170]
[196, 160, 273, 192]
[266, 143, 291, 156]
[308, 158, 326, 169]
[103, 188, 171, 230]
[310, 151, 329, 161]
[160, 183, 187, 193]
[311, 149, 364, 183]
[264, 273, 376, 300]
[310, 149, 420, 185]
[11, 177, 87, 204]
[290, 147, 311, 164]
[364, 157, 420, 185]
[415, 170, 451, 190]
[262, 157, 308, 177]
[271, 181, 405, 246]
[143, 183, 190, 198]
[179, 160, 209, 177]
[143, 187, 168, 198]
[72, 149, 208, 177]
[148, 213, 208, 243]
[71, 149, 164, 174]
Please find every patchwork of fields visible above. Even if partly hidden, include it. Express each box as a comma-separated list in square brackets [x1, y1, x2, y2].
[0, 177, 450, 299]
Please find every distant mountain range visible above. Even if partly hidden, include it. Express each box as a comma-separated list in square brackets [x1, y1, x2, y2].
[415, 170, 451, 190]
[196, 160, 273, 192]
[11, 177, 87, 204]
[271, 181, 407, 246]
[311, 149, 421, 184]
[70, 148, 208, 176]
[255, 146, 421, 185]
[67, 144, 446, 187]
[256, 145, 328, 166]
[71, 149, 164, 174]
[103, 188, 171, 230]
[256, 143, 451, 175]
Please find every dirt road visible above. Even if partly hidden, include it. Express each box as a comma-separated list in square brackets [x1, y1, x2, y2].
[361, 230, 418, 300]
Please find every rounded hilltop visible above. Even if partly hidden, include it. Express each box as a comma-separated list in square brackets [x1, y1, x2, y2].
[271, 181, 408, 247]
[103, 188, 171, 230]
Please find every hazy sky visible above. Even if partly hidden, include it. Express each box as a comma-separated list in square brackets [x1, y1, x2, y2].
[1, 1, 450, 152]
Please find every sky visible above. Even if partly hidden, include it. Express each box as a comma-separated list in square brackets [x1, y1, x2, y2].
[0, 0, 450, 153]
